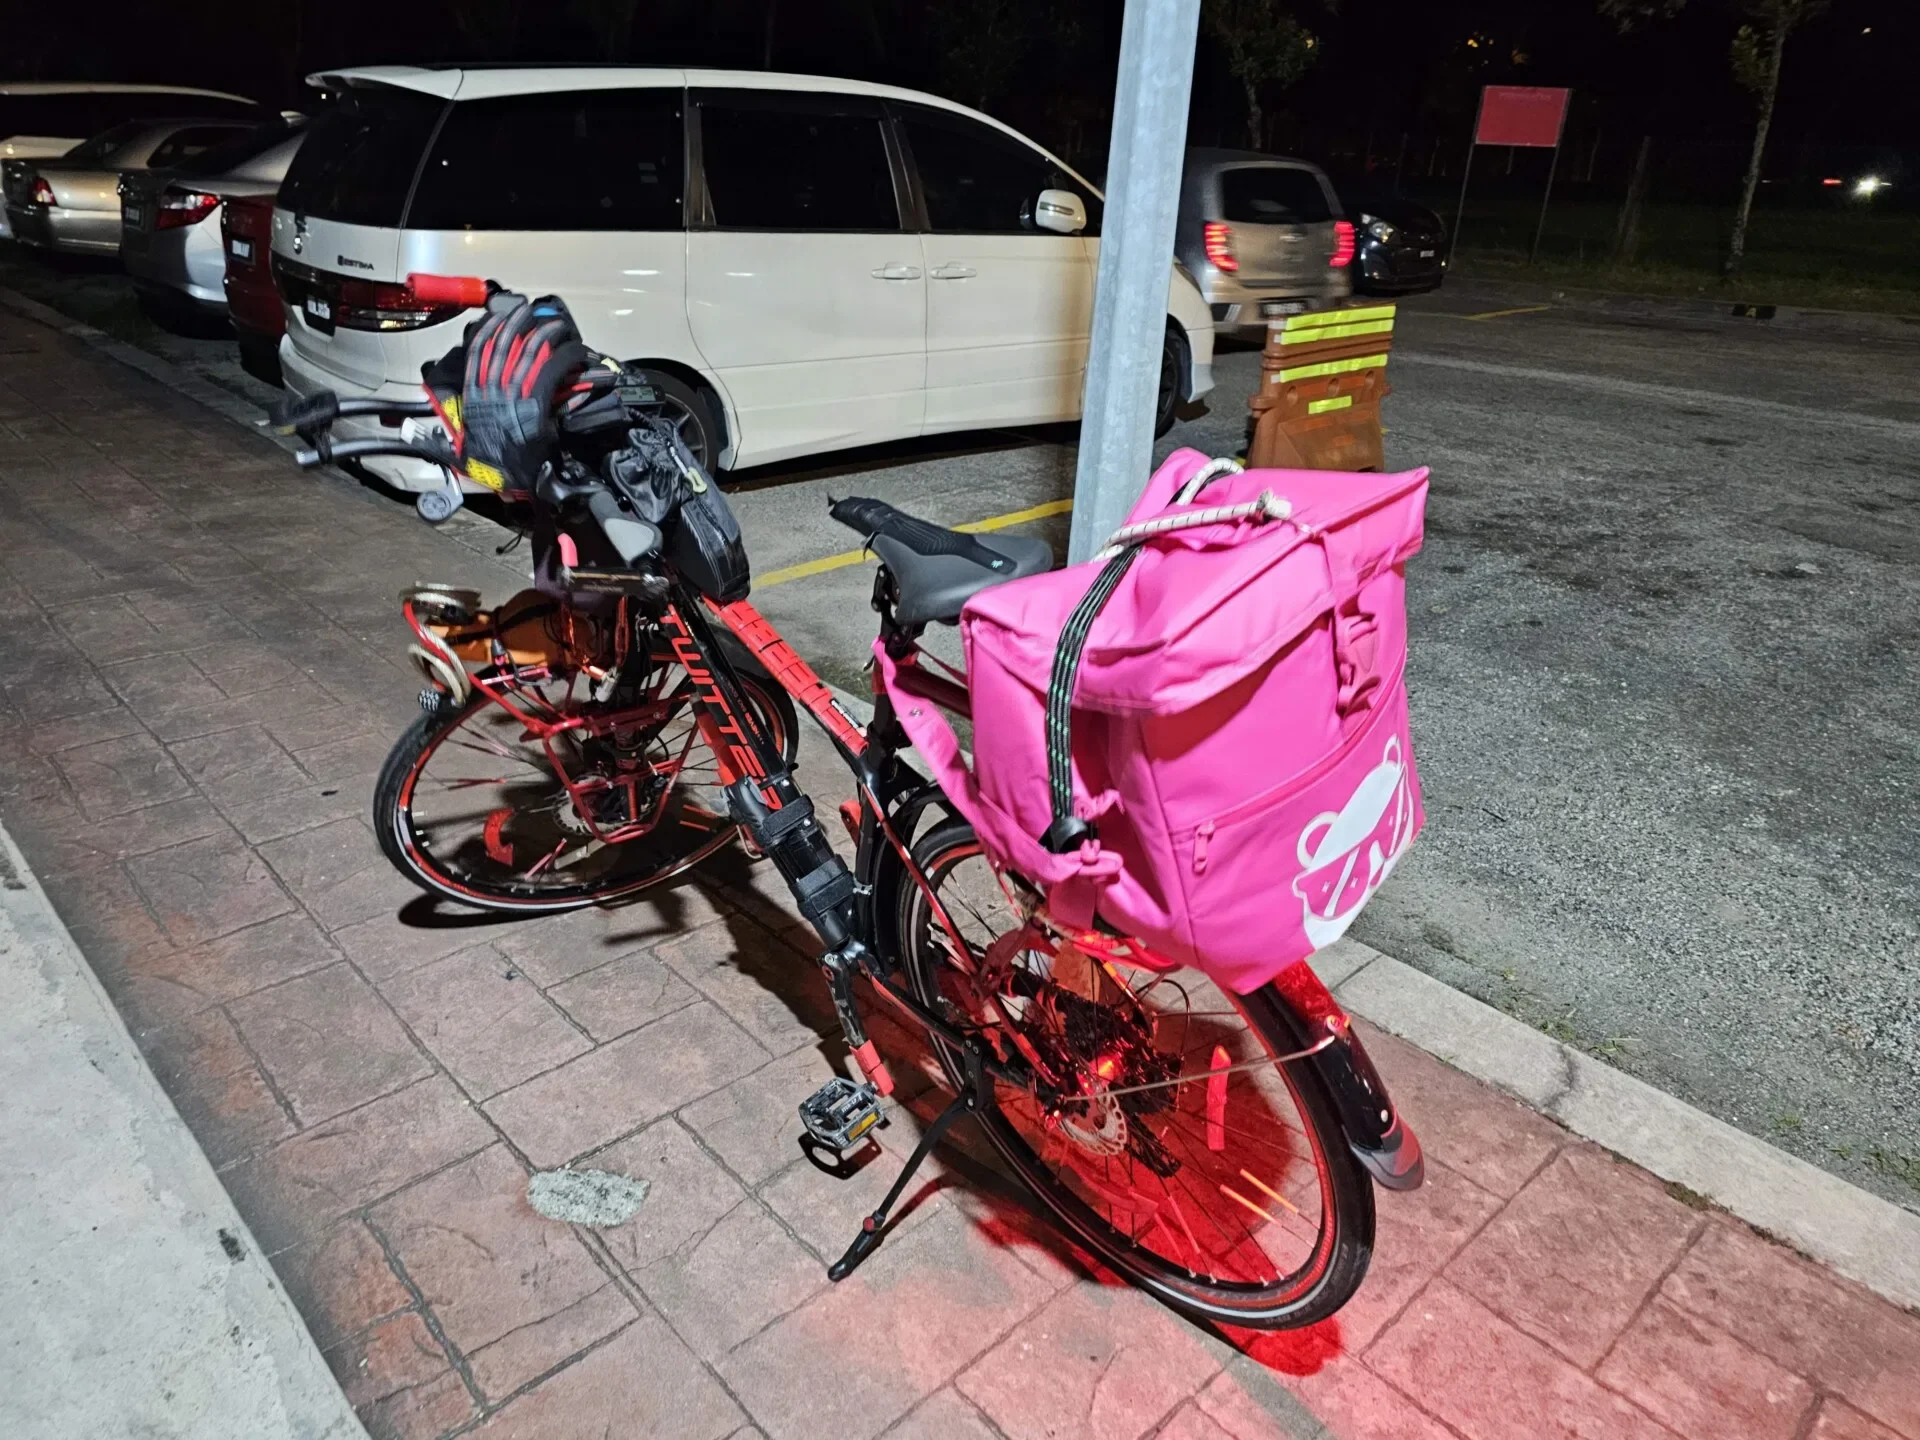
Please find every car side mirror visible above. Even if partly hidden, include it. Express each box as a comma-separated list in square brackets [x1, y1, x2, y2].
[1033, 188, 1087, 235]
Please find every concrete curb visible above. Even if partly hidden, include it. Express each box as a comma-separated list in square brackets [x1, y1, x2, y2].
[12, 275, 1916, 1319]
[0, 818, 368, 1439]
[1314, 940, 1920, 1314]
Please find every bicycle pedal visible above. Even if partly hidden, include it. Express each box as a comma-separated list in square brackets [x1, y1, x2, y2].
[799, 1077, 882, 1155]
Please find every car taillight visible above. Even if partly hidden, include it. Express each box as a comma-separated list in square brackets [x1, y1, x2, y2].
[30, 176, 54, 207]
[1330, 220, 1355, 268]
[335, 278, 465, 332]
[156, 188, 221, 230]
[1203, 220, 1237, 273]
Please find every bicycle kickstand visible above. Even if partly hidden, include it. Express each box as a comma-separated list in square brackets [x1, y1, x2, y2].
[827, 1046, 992, 1282]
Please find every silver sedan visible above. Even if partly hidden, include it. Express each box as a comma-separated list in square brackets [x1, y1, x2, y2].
[2, 118, 250, 257]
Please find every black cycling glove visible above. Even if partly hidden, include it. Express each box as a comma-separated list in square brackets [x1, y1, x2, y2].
[453, 291, 591, 492]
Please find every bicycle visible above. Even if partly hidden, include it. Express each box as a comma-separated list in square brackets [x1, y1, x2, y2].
[271, 274, 1423, 1330]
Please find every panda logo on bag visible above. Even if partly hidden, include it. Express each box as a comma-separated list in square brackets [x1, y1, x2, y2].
[1292, 735, 1416, 948]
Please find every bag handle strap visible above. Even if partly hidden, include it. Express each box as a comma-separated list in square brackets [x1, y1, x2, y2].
[1042, 456, 1272, 854]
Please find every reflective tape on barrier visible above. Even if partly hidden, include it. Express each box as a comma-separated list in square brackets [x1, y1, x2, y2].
[1307, 394, 1355, 414]
[1272, 353, 1390, 383]
[1278, 318, 1395, 345]
[1276, 303, 1397, 330]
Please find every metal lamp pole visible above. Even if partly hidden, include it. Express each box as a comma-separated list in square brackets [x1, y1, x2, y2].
[1067, 0, 1203, 565]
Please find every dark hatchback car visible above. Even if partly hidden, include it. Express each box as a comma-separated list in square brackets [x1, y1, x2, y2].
[1334, 184, 1448, 295]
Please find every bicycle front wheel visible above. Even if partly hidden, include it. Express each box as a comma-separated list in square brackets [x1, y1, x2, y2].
[895, 819, 1375, 1329]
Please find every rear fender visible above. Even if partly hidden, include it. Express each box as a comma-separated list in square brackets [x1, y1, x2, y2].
[1248, 962, 1425, 1192]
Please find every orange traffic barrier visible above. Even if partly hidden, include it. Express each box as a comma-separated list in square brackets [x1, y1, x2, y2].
[1245, 303, 1395, 471]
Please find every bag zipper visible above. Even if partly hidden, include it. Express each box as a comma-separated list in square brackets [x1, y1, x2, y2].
[1193, 820, 1214, 873]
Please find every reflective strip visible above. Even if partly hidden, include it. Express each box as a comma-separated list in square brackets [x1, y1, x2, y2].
[1277, 303, 1397, 330]
[1273, 353, 1389, 383]
[1278, 318, 1394, 345]
[1308, 395, 1355, 415]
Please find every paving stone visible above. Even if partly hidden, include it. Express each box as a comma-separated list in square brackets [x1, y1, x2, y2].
[228, 963, 430, 1125]
[186, 641, 309, 699]
[273, 1219, 414, 1353]
[14, 701, 145, 754]
[141, 676, 343, 745]
[545, 947, 700, 1043]
[258, 816, 419, 931]
[655, 913, 840, 1056]
[1808, 1399, 1910, 1440]
[1194, 1363, 1344, 1440]
[26, 792, 230, 874]
[6, 664, 119, 727]
[222, 1075, 495, 1254]
[371, 1145, 614, 1368]
[494, 898, 731, 988]
[99, 654, 232, 727]
[1660, 1218, 1920, 1436]
[382, 944, 591, 1098]
[759, 1131, 952, 1263]
[631, 1198, 825, 1361]
[167, 723, 312, 808]
[680, 1043, 847, 1187]
[1358, 1026, 1567, 1200]
[139, 1005, 294, 1167]
[1274, 1359, 1474, 1440]
[335, 1308, 450, 1412]
[334, 908, 509, 984]
[1154, 1401, 1245, 1440]
[957, 1281, 1226, 1440]
[125, 828, 294, 944]
[588, 1119, 749, 1275]
[467, 1316, 743, 1440]
[721, 1207, 1056, 1440]
[1445, 1145, 1703, 1368]
[1339, 1156, 1503, 1353]
[357, 1368, 478, 1440]
[134, 910, 341, 1007]
[486, 1001, 769, 1168]
[465, 1284, 641, 1403]
[49, 597, 169, 665]
[218, 779, 373, 847]
[52, 730, 193, 818]
[883, 1389, 1005, 1440]
[292, 731, 395, 788]
[1596, 1296, 1816, 1440]
[1366, 1280, 1676, 1440]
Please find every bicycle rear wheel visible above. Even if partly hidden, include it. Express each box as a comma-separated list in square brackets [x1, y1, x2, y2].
[895, 819, 1375, 1329]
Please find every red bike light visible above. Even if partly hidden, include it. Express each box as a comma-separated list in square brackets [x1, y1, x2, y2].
[156, 188, 221, 230]
[1203, 220, 1237, 273]
[30, 176, 55, 207]
[1330, 220, 1355, 268]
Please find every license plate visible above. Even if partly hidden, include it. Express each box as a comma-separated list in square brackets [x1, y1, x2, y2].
[303, 295, 334, 333]
[123, 204, 143, 228]
[229, 237, 253, 261]
[1419, 249, 1436, 258]
[1260, 299, 1308, 317]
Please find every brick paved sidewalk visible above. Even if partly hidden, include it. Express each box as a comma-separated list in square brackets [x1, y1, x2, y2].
[1, 305, 1917, 1440]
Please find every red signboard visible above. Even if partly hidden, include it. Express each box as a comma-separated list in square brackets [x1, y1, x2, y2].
[1475, 86, 1570, 148]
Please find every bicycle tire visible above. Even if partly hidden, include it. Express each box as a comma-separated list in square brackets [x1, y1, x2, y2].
[895, 818, 1376, 1329]
[373, 667, 797, 913]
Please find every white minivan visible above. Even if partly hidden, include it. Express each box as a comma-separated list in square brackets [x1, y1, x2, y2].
[272, 66, 1215, 492]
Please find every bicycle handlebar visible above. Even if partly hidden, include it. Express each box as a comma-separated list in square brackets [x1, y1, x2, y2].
[294, 435, 454, 469]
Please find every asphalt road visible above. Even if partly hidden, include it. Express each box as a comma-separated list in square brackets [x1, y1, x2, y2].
[5, 245, 1917, 1211]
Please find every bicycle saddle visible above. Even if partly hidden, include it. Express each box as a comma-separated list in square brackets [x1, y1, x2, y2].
[830, 496, 1052, 626]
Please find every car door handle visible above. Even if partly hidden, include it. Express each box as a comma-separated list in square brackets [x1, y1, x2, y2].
[929, 263, 977, 280]
[870, 263, 922, 280]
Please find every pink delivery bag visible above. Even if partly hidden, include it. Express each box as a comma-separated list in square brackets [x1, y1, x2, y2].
[877, 448, 1430, 995]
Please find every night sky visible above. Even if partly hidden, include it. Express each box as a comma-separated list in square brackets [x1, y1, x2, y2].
[15, 0, 1919, 182]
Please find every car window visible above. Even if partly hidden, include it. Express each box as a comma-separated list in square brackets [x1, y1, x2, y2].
[408, 90, 682, 232]
[697, 95, 900, 232]
[147, 124, 249, 170]
[1219, 166, 1332, 225]
[63, 122, 148, 164]
[280, 85, 445, 228]
[899, 107, 1098, 236]
[173, 118, 299, 178]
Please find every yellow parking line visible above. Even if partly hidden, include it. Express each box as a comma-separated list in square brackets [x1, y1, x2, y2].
[755, 497, 1073, 589]
[1452, 304, 1552, 322]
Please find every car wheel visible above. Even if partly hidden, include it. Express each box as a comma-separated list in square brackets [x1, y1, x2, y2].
[624, 368, 723, 473]
[1155, 325, 1187, 439]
